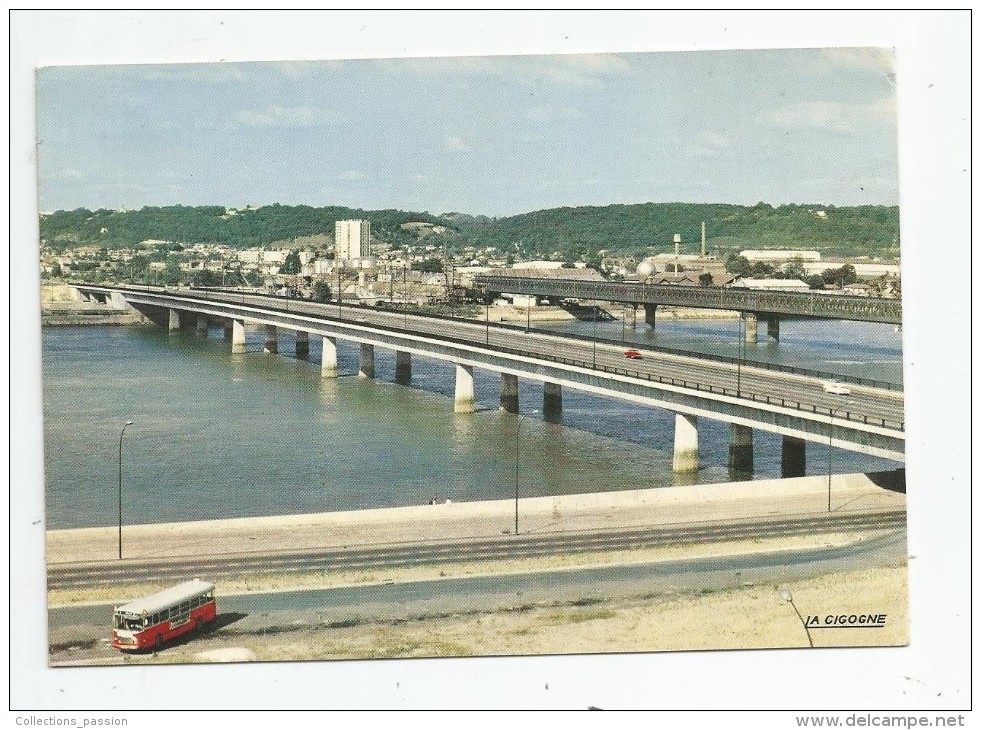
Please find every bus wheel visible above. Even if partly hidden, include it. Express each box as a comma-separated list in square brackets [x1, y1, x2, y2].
[195, 619, 204, 634]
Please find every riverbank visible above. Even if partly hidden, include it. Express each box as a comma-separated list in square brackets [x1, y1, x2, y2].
[47, 471, 905, 569]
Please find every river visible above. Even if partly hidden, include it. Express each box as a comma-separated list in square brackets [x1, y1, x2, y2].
[42, 318, 903, 529]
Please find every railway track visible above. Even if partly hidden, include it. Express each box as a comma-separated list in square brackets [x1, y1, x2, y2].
[48, 510, 906, 590]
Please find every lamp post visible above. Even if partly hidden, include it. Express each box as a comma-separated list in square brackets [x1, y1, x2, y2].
[592, 304, 598, 368]
[117, 420, 134, 560]
[737, 314, 746, 396]
[513, 410, 538, 536]
[827, 400, 855, 512]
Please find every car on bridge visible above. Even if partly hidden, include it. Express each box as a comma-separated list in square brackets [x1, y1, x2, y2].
[624, 349, 643, 360]
[823, 380, 852, 395]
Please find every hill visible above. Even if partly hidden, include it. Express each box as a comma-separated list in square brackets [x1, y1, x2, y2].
[39, 201, 900, 260]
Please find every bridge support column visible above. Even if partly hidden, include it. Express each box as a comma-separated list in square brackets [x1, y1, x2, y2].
[500, 373, 519, 413]
[263, 325, 278, 354]
[321, 336, 338, 378]
[628, 304, 638, 328]
[672, 413, 699, 473]
[196, 315, 208, 336]
[395, 351, 412, 384]
[543, 382, 562, 420]
[728, 424, 754, 475]
[223, 320, 232, 341]
[781, 436, 806, 478]
[295, 331, 310, 360]
[454, 364, 475, 414]
[359, 343, 375, 379]
[231, 319, 246, 354]
[644, 304, 657, 329]
[766, 317, 780, 342]
[742, 312, 758, 342]
[168, 308, 181, 332]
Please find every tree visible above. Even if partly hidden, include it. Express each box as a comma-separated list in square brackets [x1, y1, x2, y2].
[805, 274, 826, 290]
[280, 250, 302, 275]
[725, 253, 752, 277]
[783, 257, 807, 280]
[50, 262, 62, 278]
[312, 281, 332, 302]
[698, 272, 713, 286]
[750, 262, 775, 278]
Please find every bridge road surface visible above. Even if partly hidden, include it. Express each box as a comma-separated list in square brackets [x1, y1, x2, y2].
[164, 289, 905, 431]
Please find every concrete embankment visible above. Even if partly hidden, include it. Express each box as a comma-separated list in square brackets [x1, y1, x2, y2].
[47, 472, 906, 565]
[40, 283, 149, 325]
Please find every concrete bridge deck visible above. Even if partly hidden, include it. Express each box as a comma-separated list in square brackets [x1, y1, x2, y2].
[74, 285, 905, 467]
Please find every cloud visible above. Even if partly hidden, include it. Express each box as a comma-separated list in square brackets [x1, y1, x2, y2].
[444, 136, 472, 152]
[687, 131, 730, 157]
[236, 105, 339, 128]
[758, 98, 896, 133]
[337, 170, 364, 181]
[378, 52, 633, 90]
[52, 167, 84, 180]
[141, 64, 250, 83]
[524, 104, 582, 122]
[819, 48, 895, 75]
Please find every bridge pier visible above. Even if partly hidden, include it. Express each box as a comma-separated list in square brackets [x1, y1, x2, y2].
[742, 312, 758, 343]
[454, 364, 476, 414]
[672, 413, 699, 473]
[395, 351, 412, 384]
[644, 304, 657, 329]
[628, 304, 637, 328]
[766, 317, 780, 342]
[321, 336, 338, 377]
[231, 319, 246, 354]
[263, 325, 278, 354]
[781, 436, 806, 478]
[168, 308, 181, 332]
[728, 424, 754, 475]
[295, 331, 310, 360]
[500, 373, 519, 413]
[196, 315, 209, 336]
[359, 343, 375, 379]
[543, 382, 562, 420]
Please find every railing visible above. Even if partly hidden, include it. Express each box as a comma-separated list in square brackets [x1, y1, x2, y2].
[171, 285, 902, 392]
[101, 284, 906, 433]
[475, 275, 903, 324]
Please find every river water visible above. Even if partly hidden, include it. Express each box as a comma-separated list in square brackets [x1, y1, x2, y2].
[42, 318, 903, 529]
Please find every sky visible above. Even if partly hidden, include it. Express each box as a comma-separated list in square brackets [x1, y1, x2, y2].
[36, 47, 899, 216]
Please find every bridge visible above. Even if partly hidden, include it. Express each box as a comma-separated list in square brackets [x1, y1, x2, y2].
[73, 284, 905, 474]
[475, 274, 902, 339]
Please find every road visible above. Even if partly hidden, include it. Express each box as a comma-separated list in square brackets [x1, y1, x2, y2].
[165, 288, 905, 430]
[49, 528, 906, 636]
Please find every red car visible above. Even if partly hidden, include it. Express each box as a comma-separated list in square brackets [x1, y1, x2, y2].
[624, 349, 643, 360]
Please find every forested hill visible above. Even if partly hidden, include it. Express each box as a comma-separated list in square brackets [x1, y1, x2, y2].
[40, 201, 900, 259]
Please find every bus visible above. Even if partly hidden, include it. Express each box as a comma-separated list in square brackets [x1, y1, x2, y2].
[112, 578, 217, 651]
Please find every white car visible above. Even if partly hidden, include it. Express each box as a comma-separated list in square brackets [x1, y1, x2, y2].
[822, 380, 852, 395]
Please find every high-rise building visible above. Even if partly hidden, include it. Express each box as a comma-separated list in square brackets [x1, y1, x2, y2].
[335, 220, 371, 261]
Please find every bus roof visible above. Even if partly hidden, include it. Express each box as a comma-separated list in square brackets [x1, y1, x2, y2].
[114, 578, 215, 616]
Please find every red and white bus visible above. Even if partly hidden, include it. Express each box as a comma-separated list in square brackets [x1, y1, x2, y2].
[112, 578, 217, 651]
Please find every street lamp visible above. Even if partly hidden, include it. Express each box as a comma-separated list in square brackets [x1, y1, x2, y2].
[827, 400, 856, 512]
[117, 420, 134, 560]
[513, 410, 539, 536]
[592, 304, 598, 368]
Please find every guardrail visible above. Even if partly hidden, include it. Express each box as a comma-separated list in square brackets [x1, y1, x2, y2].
[98, 284, 905, 432]
[173, 285, 902, 392]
